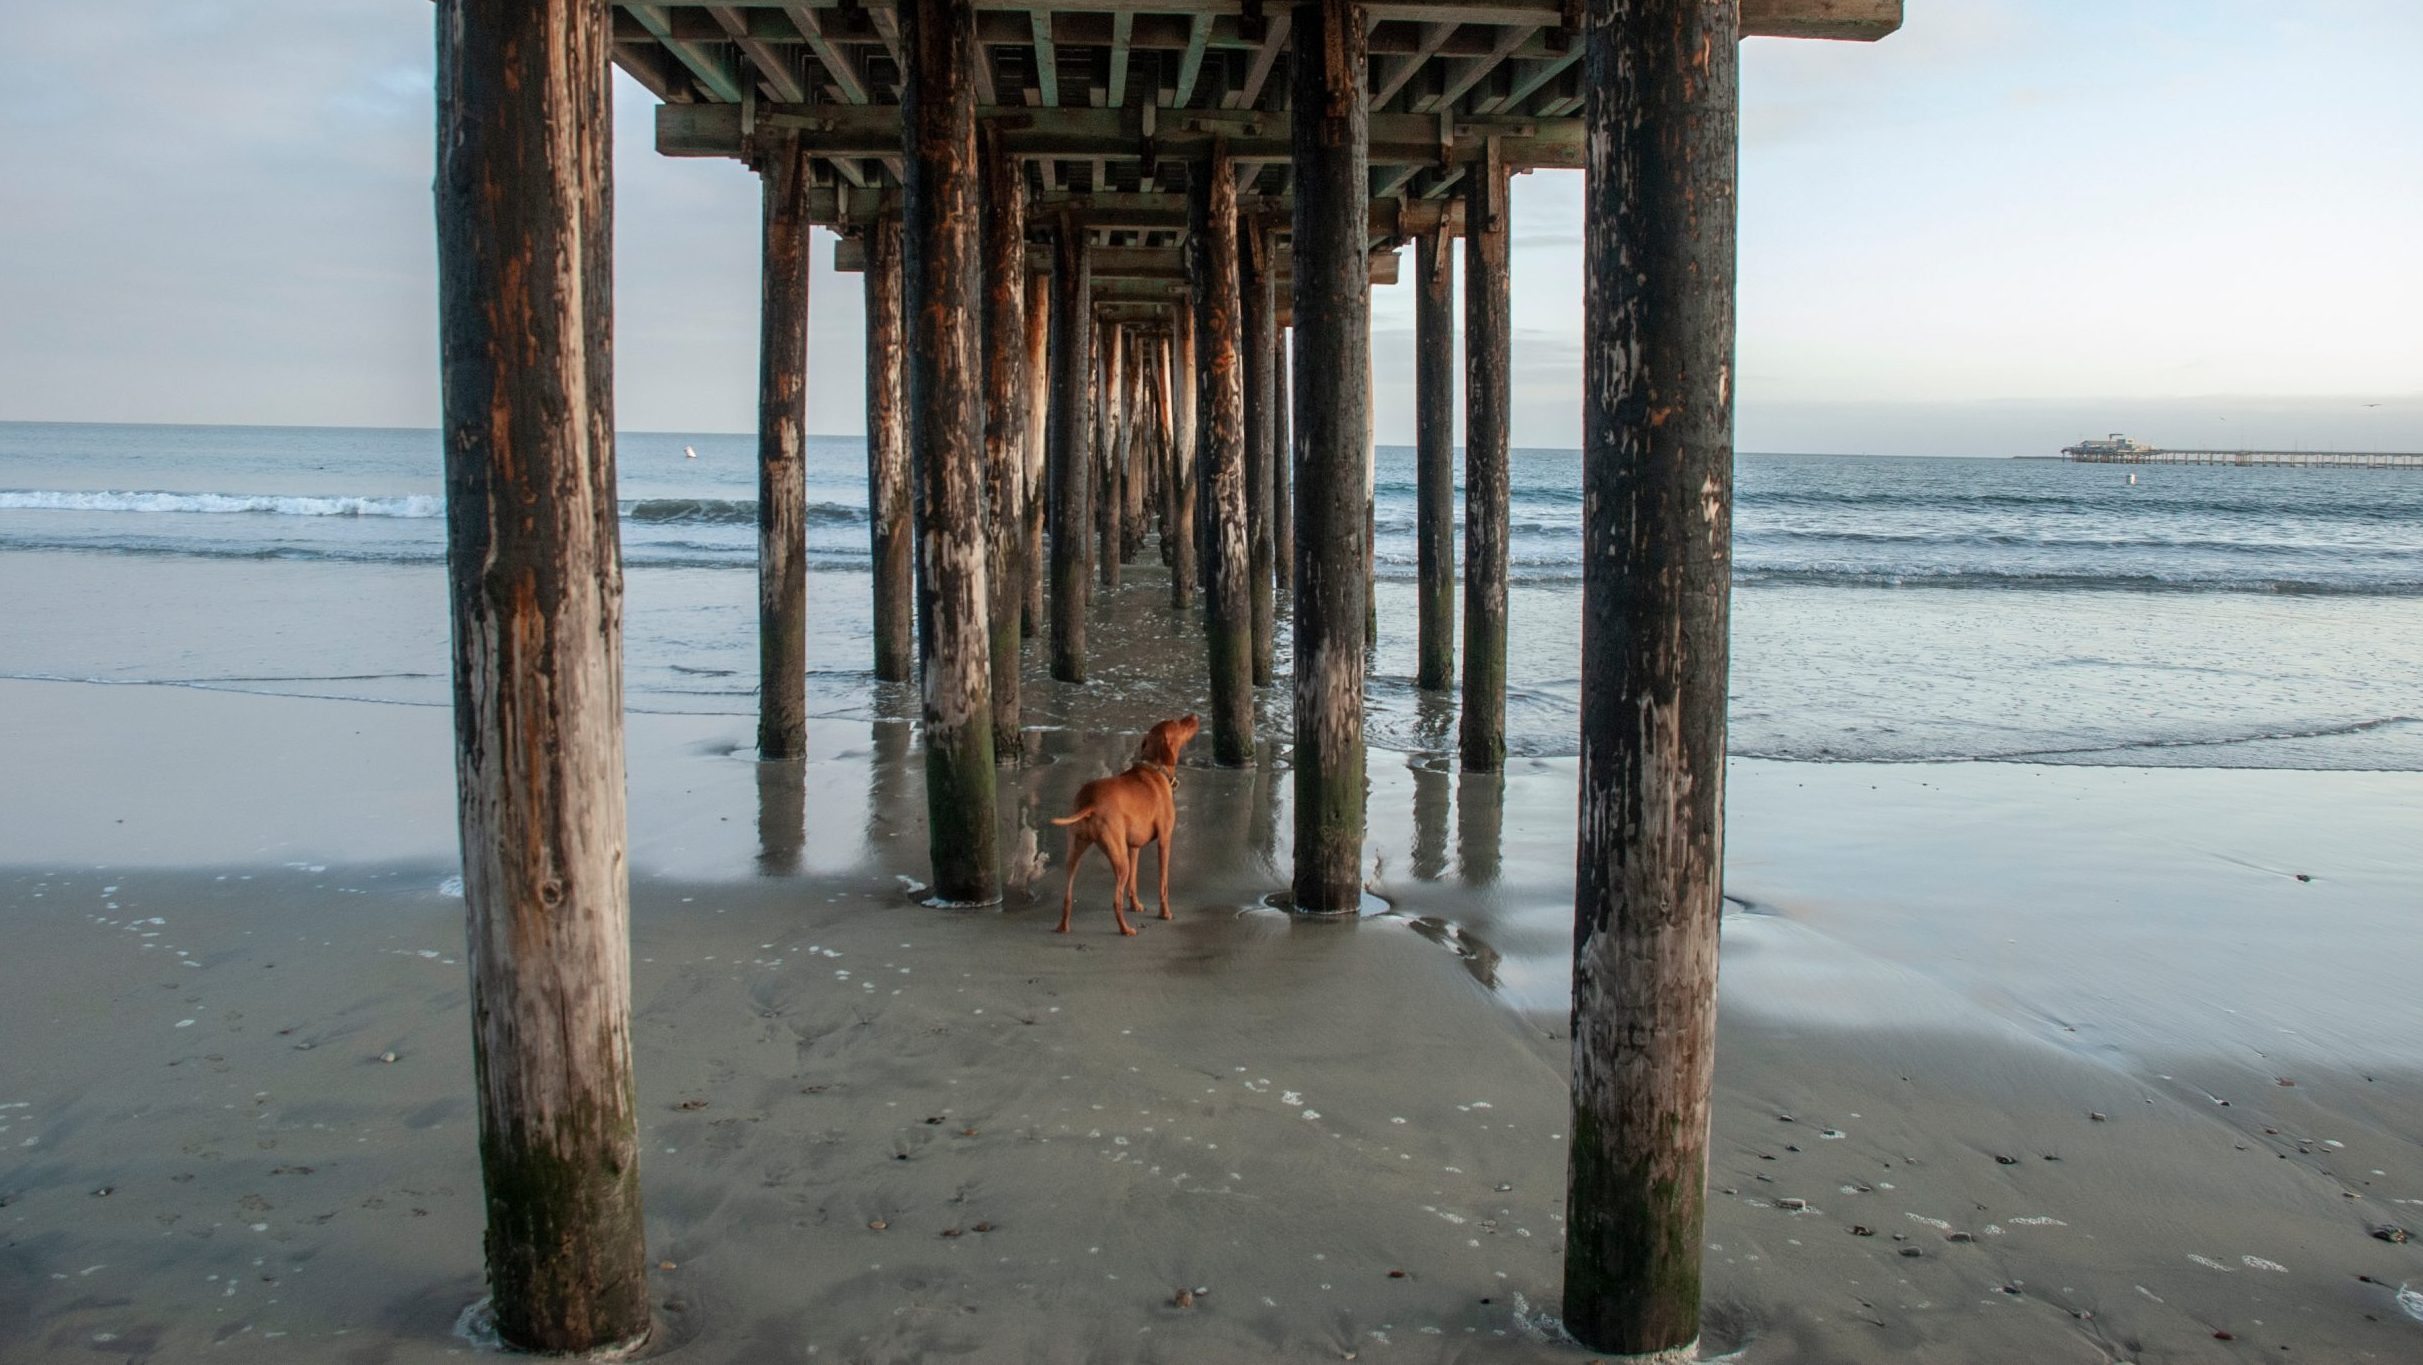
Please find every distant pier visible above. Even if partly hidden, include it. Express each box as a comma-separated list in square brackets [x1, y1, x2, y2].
[2061, 444, 2423, 469]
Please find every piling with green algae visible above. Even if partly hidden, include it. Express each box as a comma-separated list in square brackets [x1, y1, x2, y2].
[1287, 0, 1372, 911]
[434, 0, 649, 1350]
[1047, 220, 1092, 683]
[1240, 217, 1278, 687]
[980, 127, 1026, 762]
[755, 132, 811, 760]
[864, 212, 914, 683]
[1460, 161, 1511, 772]
[1189, 141, 1254, 765]
[899, 0, 998, 903]
[1564, 0, 1740, 1354]
[1413, 226, 1457, 693]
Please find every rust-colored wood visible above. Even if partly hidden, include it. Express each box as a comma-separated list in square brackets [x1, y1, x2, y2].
[1461, 162, 1511, 771]
[900, 0, 999, 903]
[1191, 143, 1254, 765]
[865, 213, 914, 682]
[1168, 299, 1199, 607]
[434, 0, 649, 1350]
[1288, 0, 1371, 912]
[1048, 220, 1093, 681]
[1022, 267, 1051, 637]
[1240, 218, 1277, 687]
[1098, 322, 1125, 589]
[1414, 226, 1456, 693]
[982, 127, 1027, 761]
[1565, 0, 1740, 1354]
[1123, 336, 1148, 564]
[756, 133, 811, 760]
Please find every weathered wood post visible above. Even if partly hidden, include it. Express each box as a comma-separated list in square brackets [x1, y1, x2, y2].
[1168, 300, 1200, 607]
[1288, 0, 1371, 910]
[1123, 340, 1149, 564]
[1048, 219, 1093, 682]
[1022, 268, 1051, 637]
[1273, 328, 1294, 595]
[756, 133, 811, 759]
[1240, 218, 1278, 686]
[434, 0, 649, 1350]
[899, 0, 999, 903]
[1460, 159, 1511, 771]
[1414, 227, 1457, 693]
[865, 213, 915, 682]
[1099, 323, 1125, 589]
[1564, 0, 1739, 1353]
[1190, 143, 1254, 764]
[981, 129, 1026, 761]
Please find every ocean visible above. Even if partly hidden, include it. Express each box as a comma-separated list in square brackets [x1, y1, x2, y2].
[4, 419, 2420, 770]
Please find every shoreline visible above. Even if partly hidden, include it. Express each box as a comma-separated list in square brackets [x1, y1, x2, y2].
[4, 678, 2421, 1361]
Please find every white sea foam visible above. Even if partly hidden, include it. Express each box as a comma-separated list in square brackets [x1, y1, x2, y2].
[0, 489, 443, 518]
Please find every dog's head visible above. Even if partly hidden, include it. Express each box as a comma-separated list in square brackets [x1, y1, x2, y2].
[1141, 714, 1200, 768]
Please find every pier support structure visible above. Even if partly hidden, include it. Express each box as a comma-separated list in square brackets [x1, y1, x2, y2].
[1241, 218, 1278, 687]
[1461, 159, 1511, 771]
[1564, 0, 1740, 1353]
[755, 132, 811, 760]
[1289, 0, 1372, 910]
[981, 129, 1026, 760]
[865, 213, 914, 683]
[434, 0, 648, 1350]
[1168, 299, 1200, 607]
[1192, 142, 1254, 765]
[900, 0, 998, 903]
[1048, 219, 1093, 682]
[1099, 324, 1126, 590]
[1022, 267, 1050, 638]
[1273, 327, 1294, 595]
[1413, 225, 1456, 693]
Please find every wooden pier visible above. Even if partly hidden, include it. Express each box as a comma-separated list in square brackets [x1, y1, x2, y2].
[2064, 444, 2423, 469]
[432, 0, 1902, 1353]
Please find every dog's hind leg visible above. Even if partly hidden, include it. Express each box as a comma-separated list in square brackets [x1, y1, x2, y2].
[1102, 839, 1138, 936]
[1056, 834, 1092, 933]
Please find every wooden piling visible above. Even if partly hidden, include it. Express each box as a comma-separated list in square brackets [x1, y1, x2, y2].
[899, 0, 999, 903]
[865, 213, 914, 682]
[434, 0, 649, 1349]
[1048, 220, 1093, 682]
[1022, 268, 1050, 637]
[1414, 227, 1456, 693]
[1563, 0, 1740, 1353]
[1460, 161, 1511, 772]
[1190, 143, 1254, 765]
[755, 134, 811, 759]
[981, 128, 1026, 761]
[1287, 0, 1371, 911]
[1099, 323, 1124, 589]
[1123, 340, 1148, 564]
[1241, 218, 1278, 687]
[1273, 328, 1293, 595]
[1168, 301, 1199, 607]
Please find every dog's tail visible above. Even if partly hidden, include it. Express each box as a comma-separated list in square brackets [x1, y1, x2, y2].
[1049, 808, 1098, 827]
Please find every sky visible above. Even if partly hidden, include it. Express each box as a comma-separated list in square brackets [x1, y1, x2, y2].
[0, 2, 2417, 458]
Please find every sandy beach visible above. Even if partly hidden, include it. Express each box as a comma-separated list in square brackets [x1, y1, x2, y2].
[4, 668, 2420, 1364]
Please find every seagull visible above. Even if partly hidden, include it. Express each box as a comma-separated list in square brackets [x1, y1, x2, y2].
[684, 444, 698, 459]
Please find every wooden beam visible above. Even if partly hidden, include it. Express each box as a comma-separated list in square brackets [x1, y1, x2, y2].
[1193, 142, 1255, 767]
[1413, 225, 1454, 692]
[708, 3, 808, 101]
[1173, 13, 1212, 105]
[435, 0, 649, 1351]
[1481, 44, 1578, 113]
[782, 4, 869, 102]
[1372, 19, 1455, 108]
[1226, 11, 1293, 110]
[1048, 220, 1094, 682]
[864, 214, 914, 682]
[1458, 159, 1509, 771]
[1422, 21, 1532, 111]
[1108, 11, 1134, 106]
[755, 135, 812, 758]
[627, 3, 747, 102]
[1032, 10, 1061, 106]
[982, 126, 1028, 760]
[835, 235, 1399, 283]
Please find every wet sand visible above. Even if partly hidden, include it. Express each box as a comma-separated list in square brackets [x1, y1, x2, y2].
[3, 673, 2422, 1363]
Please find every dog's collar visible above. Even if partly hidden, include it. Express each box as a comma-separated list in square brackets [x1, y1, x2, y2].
[1140, 758, 1179, 790]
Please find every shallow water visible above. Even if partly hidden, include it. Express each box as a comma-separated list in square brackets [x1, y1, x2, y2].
[6, 420, 2421, 769]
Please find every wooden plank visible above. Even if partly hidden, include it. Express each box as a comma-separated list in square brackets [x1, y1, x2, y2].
[1481, 45, 1577, 113]
[756, 134, 812, 759]
[708, 3, 809, 101]
[1108, 12, 1134, 105]
[864, 214, 914, 682]
[1289, 0, 1371, 914]
[1422, 21, 1533, 111]
[1413, 225, 1454, 691]
[782, 4, 870, 102]
[1048, 220, 1094, 682]
[982, 126, 1028, 759]
[1565, 0, 1740, 1353]
[899, 0, 1000, 905]
[1192, 142, 1255, 765]
[1032, 10, 1061, 106]
[1173, 14, 1213, 105]
[1372, 19, 1456, 108]
[834, 235, 1399, 283]
[1458, 160, 1508, 770]
[434, 0, 650, 1351]
[1227, 12, 1293, 110]
[627, 3, 747, 102]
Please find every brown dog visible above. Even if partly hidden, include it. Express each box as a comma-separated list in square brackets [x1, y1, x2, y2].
[1051, 714, 1199, 935]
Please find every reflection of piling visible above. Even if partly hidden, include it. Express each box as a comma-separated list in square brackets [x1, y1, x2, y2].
[1048, 221, 1093, 683]
[435, 0, 648, 1348]
[1288, 0, 1371, 912]
[1192, 143, 1255, 766]
[1241, 218, 1278, 687]
[1410, 759, 1449, 881]
[1414, 227, 1457, 693]
[864, 213, 914, 683]
[1460, 159, 1511, 772]
[754, 134, 810, 760]
[1563, 1, 1739, 1354]
[981, 129, 1027, 762]
[755, 756, 806, 876]
[1455, 768, 1503, 887]
[900, 0, 998, 903]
